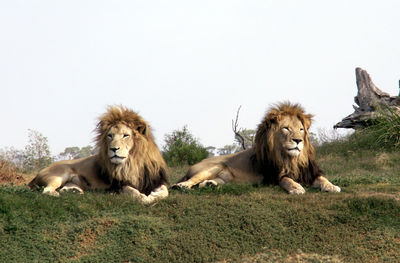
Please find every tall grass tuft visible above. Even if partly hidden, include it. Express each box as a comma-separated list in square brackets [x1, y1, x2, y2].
[318, 105, 400, 155]
[353, 105, 400, 151]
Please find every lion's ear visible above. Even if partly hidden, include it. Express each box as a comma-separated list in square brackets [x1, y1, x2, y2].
[136, 121, 149, 137]
[265, 110, 280, 127]
[302, 114, 313, 130]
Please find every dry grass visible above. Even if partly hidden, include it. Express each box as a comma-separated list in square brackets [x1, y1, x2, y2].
[217, 248, 344, 263]
[0, 160, 28, 185]
[71, 218, 118, 261]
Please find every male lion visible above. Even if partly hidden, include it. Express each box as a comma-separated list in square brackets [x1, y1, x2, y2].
[174, 102, 341, 194]
[28, 106, 168, 204]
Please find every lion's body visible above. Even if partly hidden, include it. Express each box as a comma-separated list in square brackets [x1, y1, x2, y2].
[28, 106, 169, 204]
[175, 102, 341, 194]
[178, 149, 262, 187]
[28, 156, 110, 192]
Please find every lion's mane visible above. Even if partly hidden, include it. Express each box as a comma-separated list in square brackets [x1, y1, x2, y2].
[95, 106, 168, 195]
[252, 102, 322, 185]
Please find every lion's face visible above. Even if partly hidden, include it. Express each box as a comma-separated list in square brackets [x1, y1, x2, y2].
[106, 123, 134, 164]
[274, 115, 306, 158]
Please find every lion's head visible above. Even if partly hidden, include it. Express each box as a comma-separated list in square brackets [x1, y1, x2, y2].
[253, 102, 314, 183]
[105, 123, 134, 165]
[95, 106, 167, 195]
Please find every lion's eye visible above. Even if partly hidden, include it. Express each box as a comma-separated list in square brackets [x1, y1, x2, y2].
[283, 127, 290, 132]
[300, 128, 304, 132]
[123, 134, 130, 138]
[107, 134, 113, 139]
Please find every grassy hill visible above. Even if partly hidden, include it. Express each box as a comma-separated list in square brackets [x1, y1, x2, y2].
[1, 139, 400, 262]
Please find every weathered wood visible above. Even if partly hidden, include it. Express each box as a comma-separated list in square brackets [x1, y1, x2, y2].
[232, 105, 247, 150]
[334, 68, 400, 129]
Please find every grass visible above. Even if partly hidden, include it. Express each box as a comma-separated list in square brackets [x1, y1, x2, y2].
[1, 138, 400, 262]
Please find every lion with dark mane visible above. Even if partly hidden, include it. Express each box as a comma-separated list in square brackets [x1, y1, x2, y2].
[29, 106, 168, 204]
[174, 102, 340, 194]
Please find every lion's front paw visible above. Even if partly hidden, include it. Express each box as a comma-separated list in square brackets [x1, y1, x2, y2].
[172, 181, 193, 189]
[288, 185, 306, 195]
[122, 185, 144, 198]
[321, 183, 341, 193]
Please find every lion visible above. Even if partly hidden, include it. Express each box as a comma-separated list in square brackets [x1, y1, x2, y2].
[28, 105, 169, 204]
[174, 102, 341, 194]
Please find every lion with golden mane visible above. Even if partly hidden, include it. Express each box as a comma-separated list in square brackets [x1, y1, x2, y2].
[174, 102, 340, 194]
[28, 106, 168, 204]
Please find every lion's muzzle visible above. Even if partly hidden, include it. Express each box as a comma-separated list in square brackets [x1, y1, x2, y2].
[286, 139, 304, 157]
[110, 155, 126, 164]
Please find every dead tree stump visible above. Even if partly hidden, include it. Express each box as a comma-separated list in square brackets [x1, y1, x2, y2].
[334, 68, 400, 129]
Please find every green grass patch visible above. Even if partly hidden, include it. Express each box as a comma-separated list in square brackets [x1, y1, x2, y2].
[2, 135, 400, 262]
[1, 183, 400, 262]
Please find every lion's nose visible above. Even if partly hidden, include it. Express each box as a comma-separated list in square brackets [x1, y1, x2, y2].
[110, 147, 120, 153]
[292, 138, 302, 144]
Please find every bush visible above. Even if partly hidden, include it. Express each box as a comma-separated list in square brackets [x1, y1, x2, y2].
[23, 129, 53, 172]
[163, 126, 209, 167]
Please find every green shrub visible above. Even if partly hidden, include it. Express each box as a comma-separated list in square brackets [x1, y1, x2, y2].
[162, 126, 209, 167]
[23, 129, 53, 173]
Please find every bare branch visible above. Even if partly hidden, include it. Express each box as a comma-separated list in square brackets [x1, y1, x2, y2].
[232, 105, 247, 150]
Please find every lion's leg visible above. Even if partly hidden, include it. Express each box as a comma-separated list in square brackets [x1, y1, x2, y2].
[33, 165, 76, 196]
[40, 173, 72, 196]
[311, 176, 341, 193]
[42, 176, 64, 196]
[198, 169, 233, 188]
[123, 185, 168, 205]
[174, 166, 224, 189]
[279, 177, 306, 194]
[43, 172, 81, 196]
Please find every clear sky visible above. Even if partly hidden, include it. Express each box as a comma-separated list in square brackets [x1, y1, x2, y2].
[1, 0, 399, 155]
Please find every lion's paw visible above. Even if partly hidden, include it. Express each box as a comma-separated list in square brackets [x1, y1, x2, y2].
[321, 183, 341, 193]
[122, 186, 143, 198]
[288, 185, 306, 195]
[42, 188, 60, 197]
[172, 181, 193, 189]
[60, 185, 84, 194]
[199, 180, 218, 188]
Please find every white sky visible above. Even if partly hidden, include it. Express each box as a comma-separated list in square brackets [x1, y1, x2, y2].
[1, 0, 399, 155]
